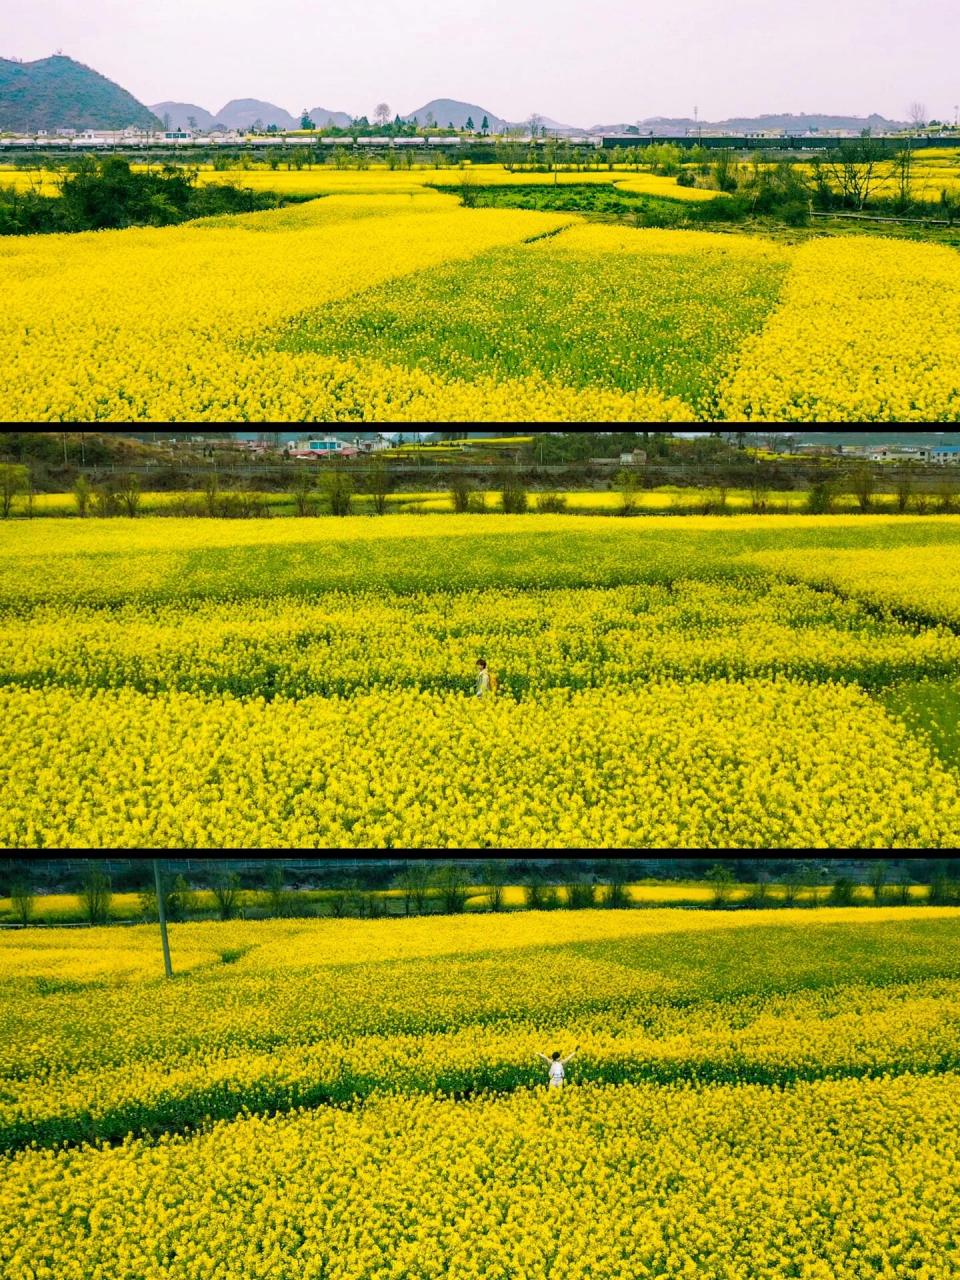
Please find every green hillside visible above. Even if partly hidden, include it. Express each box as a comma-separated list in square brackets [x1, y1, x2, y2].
[0, 55, 160, 132]
[793, 432, 954, 448]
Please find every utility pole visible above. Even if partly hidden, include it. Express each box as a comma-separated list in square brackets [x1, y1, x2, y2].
[154, 858, 173, 978]
[62, 432, 68, 465]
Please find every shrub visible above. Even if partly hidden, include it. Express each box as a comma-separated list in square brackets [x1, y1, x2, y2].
[203, 474, 220, 517]
[80, 862, 111, 925]
[322, 470, 354, 517]
[565, 881, 597, 910]
[450, 474, 473, 513]
[500, 480, 529, 515]
[291, 473, 316, 517]
[750, 877, 770, 907]
[0, 464, 28, 517]
[168, 875, 195, 921]
[524, 878, 545, 910]
[483, 860, 506, 912]
[73, 475, 91, 518]
[266, 864, 292, 918]
[10, 880, 34, 925]
[537, 491, 568, 514]
[782, 870, 802, 907]
[782, 201, 810, 227]
[91, 481, 119, 518]
[211, 871, 242, 920]
[605, 861, 631, 909]
[117, 474, 141, 518]
[369, 462, 389, 516]
[707, 863, 735, 907]
[869, 861, 887, 905]
[807, 479, 836, 515]
[829, 877, 856, 907]
[393, 863, 432, 915]
[433, 863, 468, 913]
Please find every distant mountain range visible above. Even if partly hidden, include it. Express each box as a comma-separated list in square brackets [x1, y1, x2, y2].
[401, 99, 507, 131]
[0, 55, 160, 132]
[150, 100, 353, 130]
[0, 56, 918, 137]
[590, 112, 910, 134]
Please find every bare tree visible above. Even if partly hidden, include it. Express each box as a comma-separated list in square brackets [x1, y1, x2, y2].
[850, 461, 875, 512]
[393, 861, 432, 915]
[823, 140, 883, 210]
[374, 102, 391, 127]
[892, 145, 913, 208]
[908, 102, 927, 133]
[895, 465, 916, 513]
[527, 113, 544, 139]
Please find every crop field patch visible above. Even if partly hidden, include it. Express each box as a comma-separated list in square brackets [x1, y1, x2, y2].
[278, 229, 790, 411]
[3, 186, 960, 421]
[2, 909, 960, 1279]
[2, 514, 960, 849]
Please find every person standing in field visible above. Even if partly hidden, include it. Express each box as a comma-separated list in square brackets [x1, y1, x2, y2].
[476, 659, 492, 698]
[537, 1048, 579, 1089]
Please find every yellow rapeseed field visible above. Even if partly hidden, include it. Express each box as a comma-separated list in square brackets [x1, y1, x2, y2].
[3, 512, 960, 845]
[2, 910, 959, 1279]
[5, 173, 960, 420]
[718, 236, 960, 421]
[4, 678, 960, 848]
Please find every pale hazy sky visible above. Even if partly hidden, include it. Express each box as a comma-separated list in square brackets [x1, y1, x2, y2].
[4, 0, 958, 125]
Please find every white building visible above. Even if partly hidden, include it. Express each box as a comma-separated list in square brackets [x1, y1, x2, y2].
[932, 446, 960, 465]
[862, 445, 931, 463]
[289, 433, 393, 458]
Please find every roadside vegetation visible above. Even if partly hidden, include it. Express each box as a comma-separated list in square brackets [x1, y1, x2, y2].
[0, 155, 311, 234]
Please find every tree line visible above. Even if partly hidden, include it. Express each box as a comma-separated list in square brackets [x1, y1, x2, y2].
[5, 859, 959, 926]
[0, 156, 310, 236]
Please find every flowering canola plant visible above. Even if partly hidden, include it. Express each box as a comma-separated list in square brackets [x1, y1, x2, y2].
[718, 236, 960, 422]
[2, 908, 960, 1279]
[3, 514, 960, 848]
[5, 164, 960, 420]
[2, 678, 959, 850]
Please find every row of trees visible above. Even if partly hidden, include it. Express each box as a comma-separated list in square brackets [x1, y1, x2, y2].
[7, 860, 959, 926]
[705, 144, 960, 224]
[808, 465, 960, 515]
[703, 861, 946, 908]
[0, 468, 148, 519]
[5, 464, 960, 524]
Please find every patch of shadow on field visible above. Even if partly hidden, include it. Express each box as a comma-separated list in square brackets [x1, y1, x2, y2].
[874, 679, 960, 776]
[561, 919, 960, 1001]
